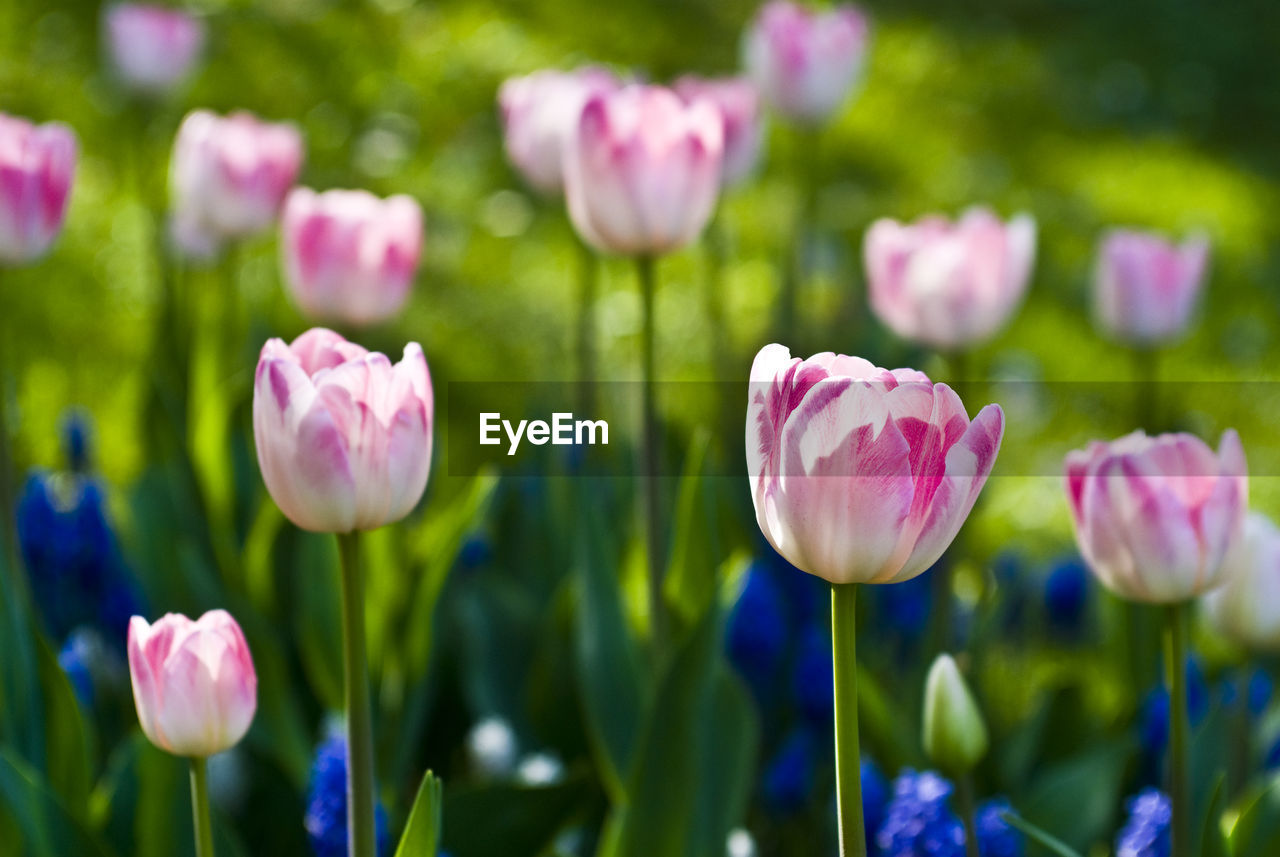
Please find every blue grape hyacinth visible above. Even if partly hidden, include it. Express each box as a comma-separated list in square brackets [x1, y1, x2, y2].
[878, 570, 933, 637]
[861, 759, 889, 850]
[760, 728, 816, 815]
[305, 733, 391, 857]
[1115, 789, 1171, 857]
[975, 798, 1024, 857]
[1044, 555, 1089, 632]
[792, 624, 834, 726]
[877, 769, 966, 857]
[1139, 658, 1209, 757]
[16, 472, 142, 646]
[726, 561, 790, 699]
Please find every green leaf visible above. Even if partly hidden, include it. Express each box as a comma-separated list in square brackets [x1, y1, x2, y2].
[1229, 773, 1280, 857]
[403, 470, 500, 677]
[663, 432, 719, 627]
[1017, 740, 1132, 852]
[998, 811, 1084, 857]
[36, 634, 95, 808]
[441, 780, 586, 857]
[0, 548, 46, 770]
[0, 747, 111, 857]
[1199, 773, 1227, 857]
[689, 669, 759, 857]
[606, 605, 720, 857]
[395, 770, 443, 857]
[572, 485, 645, 800]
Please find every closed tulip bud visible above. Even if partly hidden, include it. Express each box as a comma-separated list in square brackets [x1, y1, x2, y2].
[864, 207, 1037, 350]
[1204, 512, 1280, 650]
[103, 3, 205, 95]
[747, 344, 1004, 585]
[498, 66, 621, 197]
[923, 654, 988, 774]
[0, 114, 77, 265]
[1094, 228, 1209, 346]
[281, 187, 424, 326]
[1065, 430, 1248, 603]
[253, 328, 433, 533]
[128, 610, 257, 758]
[564, 84, 724, 256]
[673, 75, 765, 187]
[170, 110, 303, 243]
[742, 1, 870, 124]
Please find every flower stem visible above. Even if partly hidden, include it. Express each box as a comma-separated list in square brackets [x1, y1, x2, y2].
[189, 757, 215, 857]
[832, 583, 866, 857]
[338, 530, 377, 857]
[636, 255, 665, 651]
[1164, 601, 1190, 857]
[575, 235, 598, 420]
[957, 773, 980, 857]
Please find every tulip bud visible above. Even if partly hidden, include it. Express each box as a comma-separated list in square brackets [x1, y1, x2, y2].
[1204, 512, 1280, 650]
[1094, 228, 1209, 346]
[498, 66, 621, 197]
[280, 187, 424, 326]
[742, 1, 870, 124]
[0, 113, 77, 265]
[1065, 430, 1247, 603]
[563, 84, 724, 256]
[922, 654, 988, 775]
[673, 75, 765, 187]
[128, 610, 257, 758]
[747, 344, 1003, 586]
[103, 3, 205, 95]
[170, 110, 303, 246]
[864, 207, 1036, 350]
[252, 328, 433, 533]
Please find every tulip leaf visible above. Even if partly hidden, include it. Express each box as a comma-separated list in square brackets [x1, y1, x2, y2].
[403, 470, 500, 678]
[0, 549, 46, 770]
[1228, 773, 1280, 857]
[441, 779, 587, 857]
[605, 604, 720, 857]
[573, 483, 644, 801]
[1200, 773, 1228, 857]
[998, 811, 1083, 857]
[0, 746, 110, 857]
[689, 668, 759, 857]
[663, 431, 719, 628]
[395, 770, 443, 857]
[36, 635, 95, 809]
[1017, 739, 1132, 852]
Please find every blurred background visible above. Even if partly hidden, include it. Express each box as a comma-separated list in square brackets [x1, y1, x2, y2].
[3, 0, 1280, 855]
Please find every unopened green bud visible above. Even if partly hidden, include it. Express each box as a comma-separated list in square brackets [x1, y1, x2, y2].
[922, 653, 989, 774]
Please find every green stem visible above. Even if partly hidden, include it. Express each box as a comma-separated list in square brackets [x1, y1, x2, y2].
[1164, 601, 1190, 857]
[958, 774, 980, 857]
[1133, 346, 1159, 432]
[576, 236, 598, 419]
[832, 583, 866, 857]
[189, 757, 215, 857]
[636, 255, 665, 652]
[338, 531, 377, 857]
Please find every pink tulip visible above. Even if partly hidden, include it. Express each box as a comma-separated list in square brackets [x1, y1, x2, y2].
[128, 610, 257, 758]
[498, 66, 622, 197]
[1065, 430, 1247, 603]
[864, 207, 1036, 350]
[281, 188, 424, 326]
[1204, 512, 1280, 651]
[742, 1, 870, 124]
[747, 344, 1004, 585]
[0, 114, 77, 265]
[253, 328, 433, 533]
[104, 3, 205, 95]
[170, 110, 303, 246]
[673, 75, 765, 187]
[564, 84, 723, 256]
[1094, 228, 1209, 345]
